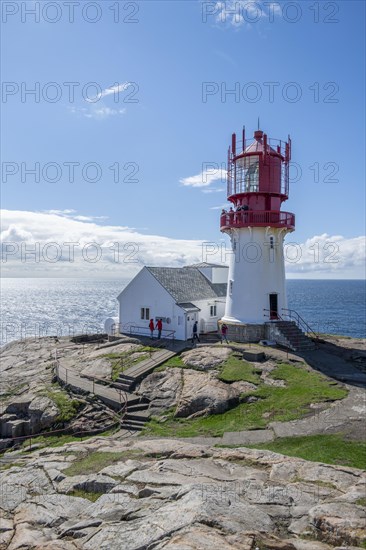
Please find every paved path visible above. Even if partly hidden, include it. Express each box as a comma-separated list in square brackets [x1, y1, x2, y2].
[55, 363, 137, 409]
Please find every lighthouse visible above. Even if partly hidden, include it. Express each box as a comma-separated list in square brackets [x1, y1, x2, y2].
[220, 126, 295, 333]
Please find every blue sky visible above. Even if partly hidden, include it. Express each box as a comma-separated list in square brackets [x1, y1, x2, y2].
[1, 0, 365, 278]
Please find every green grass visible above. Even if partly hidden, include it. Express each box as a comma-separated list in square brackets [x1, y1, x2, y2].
[69, 489, 104, 502]
[63, 450, 142, 476]
[245, 434, 366, 470]
[218, 354, 261, 384]
[16, 427, 120, 452]
[104, 346, 155, 380]
[155, 355, 185, 371]
[142, 363, 348, 438]
[39, 386, 82, 422]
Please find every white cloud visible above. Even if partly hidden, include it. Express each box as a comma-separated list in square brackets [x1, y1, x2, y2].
[210, 1, 282, 29]
[180, 168, 227, 188]
[0, 210, 206, 278]
[70, 105, 126, 120]
[210, 204, 231, 210]
[1, 211, 364, 279]
[97, 82, 132, 101]
[285, 234, 366, 278]
[202, 187, 225, 194]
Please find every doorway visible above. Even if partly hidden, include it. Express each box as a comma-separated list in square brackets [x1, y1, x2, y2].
[269, 294, 278, 320]
[186, 313, 197, 340]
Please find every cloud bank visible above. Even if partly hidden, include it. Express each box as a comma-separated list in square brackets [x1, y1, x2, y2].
[1, 210, 365, 279]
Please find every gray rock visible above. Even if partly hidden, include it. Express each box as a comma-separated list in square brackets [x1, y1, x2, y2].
[181, 346, 231, 370]
[28, 396, 59, 433]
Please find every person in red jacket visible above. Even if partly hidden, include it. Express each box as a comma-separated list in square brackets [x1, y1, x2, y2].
[149, 319, 155, 339]
[156, 318, 163, 339]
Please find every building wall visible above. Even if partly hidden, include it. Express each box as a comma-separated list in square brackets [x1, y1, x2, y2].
[193, 298, 226, 333]
[223, 226, 289, 324]
[118, 267, 187, 340]
[198, 266, 229, 284]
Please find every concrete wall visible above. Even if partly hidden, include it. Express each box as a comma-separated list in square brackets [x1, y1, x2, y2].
[218, 321, 266, 343]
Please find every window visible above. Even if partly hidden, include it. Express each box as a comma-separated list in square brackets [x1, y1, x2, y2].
[178, 316, 183, 326]
[233, 239, 237, 252]
[229, 280, 233, 296]
[140, 307, 150, 320]
[210, 305, 217, 317]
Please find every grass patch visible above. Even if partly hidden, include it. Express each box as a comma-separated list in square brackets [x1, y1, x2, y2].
[39, 386, 82, 422]
[246, 434, 366, 470]
[155, 355, 185, 371]
[16, 426, 120, 452]
[69, 489, 104, 502]
[104, 346, 155, 380]
[142, 363, 348, 438]
[63, 449, 142, 476]
[219, 354, 261, 384]
[356, 497, 366, 507]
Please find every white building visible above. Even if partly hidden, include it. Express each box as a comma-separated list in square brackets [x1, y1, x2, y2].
[113, 263, 228, 341]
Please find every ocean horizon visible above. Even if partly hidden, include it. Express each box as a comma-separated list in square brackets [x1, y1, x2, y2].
[1, 278, 365, 347]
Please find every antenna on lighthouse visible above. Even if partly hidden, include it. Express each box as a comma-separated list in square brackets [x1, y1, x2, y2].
[257, 117, 260, 130]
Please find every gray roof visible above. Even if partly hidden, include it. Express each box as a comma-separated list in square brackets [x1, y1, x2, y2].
[177, 302, 201, 312]
[187, 262, 228, 268]
[146, 267, 227, 303]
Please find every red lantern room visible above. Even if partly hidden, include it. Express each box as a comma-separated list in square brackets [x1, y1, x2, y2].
[220, 128, 295, 231]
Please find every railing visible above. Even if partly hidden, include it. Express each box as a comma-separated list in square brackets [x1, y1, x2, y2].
[281, 308, 319, 341]
[220, 210, 295, 230]
[127, 325, 175, 342]
[263, 309, 285, 321]
[54, 349, 129, 418]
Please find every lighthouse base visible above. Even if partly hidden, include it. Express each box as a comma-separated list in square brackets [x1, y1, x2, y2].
[219, 321, 266, 343]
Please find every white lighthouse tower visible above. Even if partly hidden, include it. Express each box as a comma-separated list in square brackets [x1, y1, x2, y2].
[221, 127, 295, 331]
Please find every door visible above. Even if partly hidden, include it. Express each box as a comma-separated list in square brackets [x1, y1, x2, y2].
[186, 313, 197, 340]
[269, 294, 278, 320]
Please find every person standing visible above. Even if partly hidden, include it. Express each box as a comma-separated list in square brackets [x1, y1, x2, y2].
[221, 323, 229, 344]
[149, 319, 155, 339]
[156, 318, 163, 339]
[192, 321, 200, 345]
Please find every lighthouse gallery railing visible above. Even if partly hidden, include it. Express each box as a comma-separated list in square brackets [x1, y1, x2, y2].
[220, 210, 295, 230]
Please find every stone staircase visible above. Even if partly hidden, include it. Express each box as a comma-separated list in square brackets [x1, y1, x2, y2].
[275, 321, 317, 351]
[200, 332, 222, 344]
[112, 343, 188, 432]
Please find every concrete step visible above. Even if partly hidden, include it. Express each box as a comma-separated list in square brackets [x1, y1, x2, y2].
[118, 374, 135, 382]
[111, 382, 131, 392]
[121, 419, 146, 431]
[124, 411, 150, 422]
[127, 403, 150, 413]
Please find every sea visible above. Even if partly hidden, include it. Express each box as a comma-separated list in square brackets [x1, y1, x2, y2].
[0, 278, 365, 347]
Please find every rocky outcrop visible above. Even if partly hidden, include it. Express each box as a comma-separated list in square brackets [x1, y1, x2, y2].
[138, 367, 256, 418]
[0, 337, 139, 445]
[0, 437, 364, 549]
[181, 346, 231, 370]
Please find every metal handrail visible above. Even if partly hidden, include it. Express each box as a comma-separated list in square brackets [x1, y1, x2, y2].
[281, 308, 318, 340]
[220, 210, 295, 229]
[53, 350, 129, 421]
[127, 325, 175, 339]
[263, 308, 285, 321]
